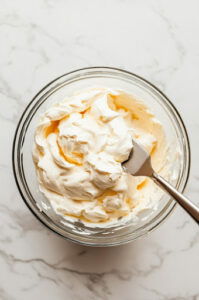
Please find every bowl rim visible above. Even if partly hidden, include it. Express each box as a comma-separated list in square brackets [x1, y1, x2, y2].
[12, 66, 191, 246]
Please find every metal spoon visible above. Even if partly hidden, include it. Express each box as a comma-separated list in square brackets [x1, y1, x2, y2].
[122, 139, 199, 224]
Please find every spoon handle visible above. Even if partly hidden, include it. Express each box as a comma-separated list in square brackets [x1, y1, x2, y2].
[152, 172, 199, 224]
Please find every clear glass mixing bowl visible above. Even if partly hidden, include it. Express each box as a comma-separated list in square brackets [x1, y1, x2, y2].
[12, 67, 190, 246]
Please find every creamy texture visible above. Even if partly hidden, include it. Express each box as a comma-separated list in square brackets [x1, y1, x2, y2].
[33, 88, 167, 227]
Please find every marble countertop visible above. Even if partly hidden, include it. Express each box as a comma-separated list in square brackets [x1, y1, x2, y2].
[0, 0, 199, 299]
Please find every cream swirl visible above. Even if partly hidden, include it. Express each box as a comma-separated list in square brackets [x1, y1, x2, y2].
[33, 88, 167, 226]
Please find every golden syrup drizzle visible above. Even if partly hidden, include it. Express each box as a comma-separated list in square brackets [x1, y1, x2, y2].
[125, 197, 135, 209]
[57, 143, 83, 166]
[45, 115, 70, 137]
[80, 107, 91, 117]
[131, 113, 139, 120]
[72, 152, 84, 159]
[137, 178, 148, 190]
[45, 120, 60, 137]
[96, 190, 118, 204]
[150, 142, 157, 156]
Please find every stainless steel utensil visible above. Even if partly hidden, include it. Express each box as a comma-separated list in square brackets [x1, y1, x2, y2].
[122, 140, 199, 224]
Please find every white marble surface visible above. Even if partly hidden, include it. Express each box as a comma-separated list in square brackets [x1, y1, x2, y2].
[0, 0, 199, 299]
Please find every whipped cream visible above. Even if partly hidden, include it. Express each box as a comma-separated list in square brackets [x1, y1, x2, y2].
[33, 88, 168, 227]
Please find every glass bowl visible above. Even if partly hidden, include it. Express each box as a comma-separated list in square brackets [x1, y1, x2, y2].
[12, 67, 190, 246]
